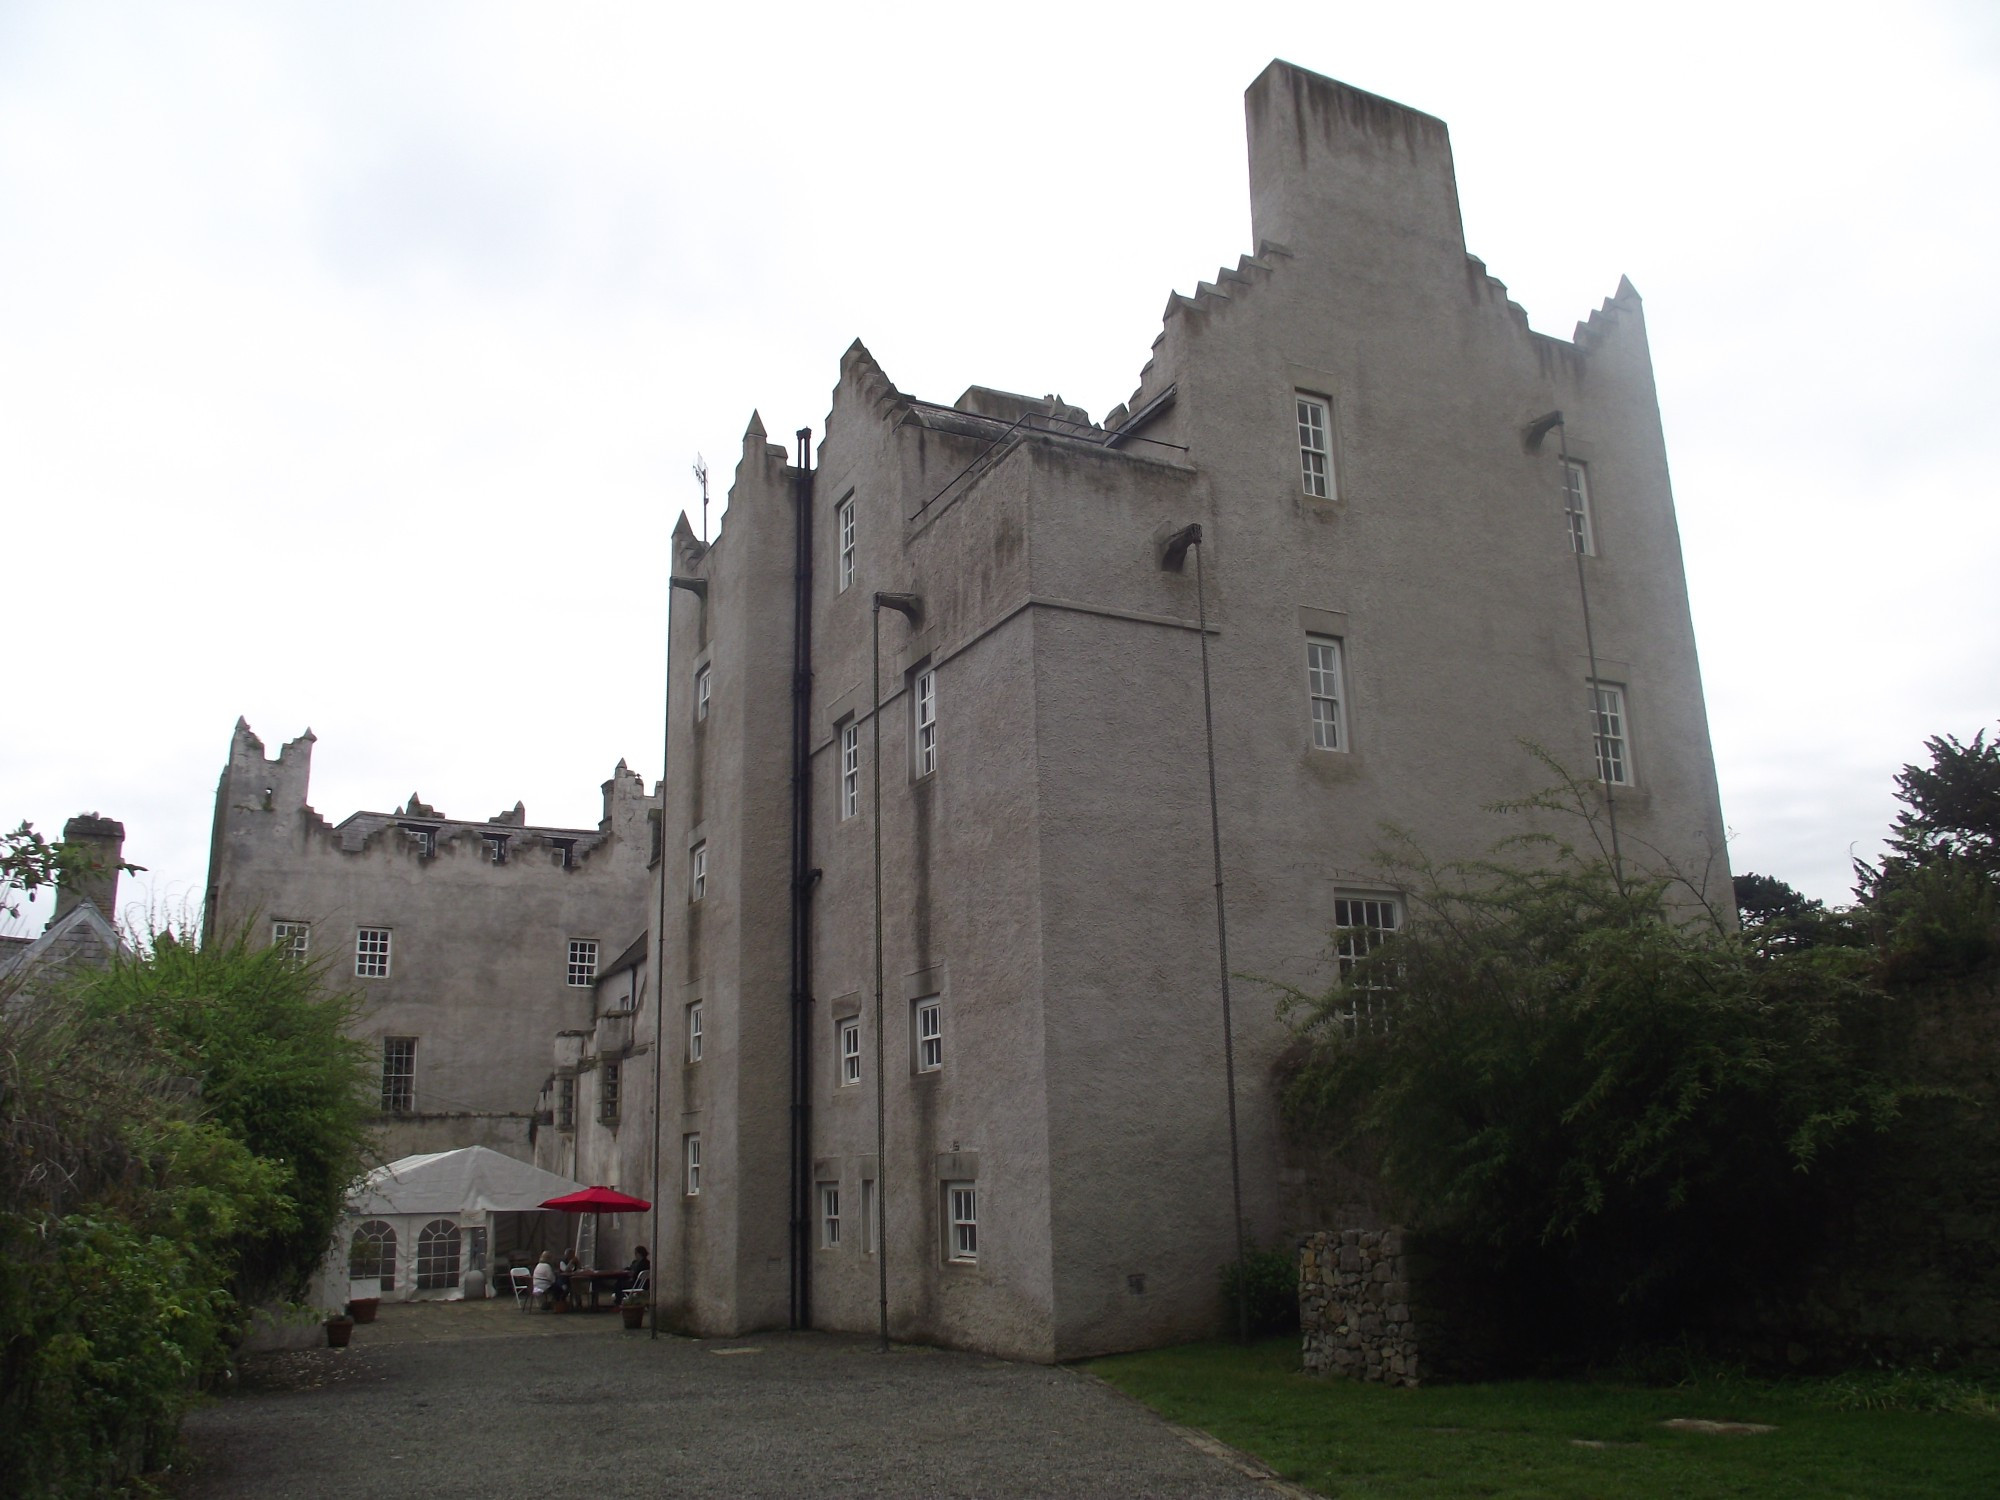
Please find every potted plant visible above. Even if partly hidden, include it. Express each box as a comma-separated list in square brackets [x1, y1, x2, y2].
[346, 1296, 379, 1324]
[621, 1296, 646, 1330]
[325, 1313, 355, 1348]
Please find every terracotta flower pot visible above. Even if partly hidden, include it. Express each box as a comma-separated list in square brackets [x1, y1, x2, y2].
[621, 1301, 646, 1330]
[325, 1316, 354, 1348]
[346, 1297, 379, 1324]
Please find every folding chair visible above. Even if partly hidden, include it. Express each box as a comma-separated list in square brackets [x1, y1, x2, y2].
[618, 1269, 649, 1306]
[510, 1265, 533, 1310]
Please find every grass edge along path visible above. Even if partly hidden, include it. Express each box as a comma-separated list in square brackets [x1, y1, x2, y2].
[1086, 1338, 2000, 1500]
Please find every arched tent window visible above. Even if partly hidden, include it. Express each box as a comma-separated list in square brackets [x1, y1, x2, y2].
[415, 1219, 462, 1290]
[348, 1220, 397, 1290]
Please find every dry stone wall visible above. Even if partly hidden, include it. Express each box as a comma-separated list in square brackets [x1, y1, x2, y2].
[1299, 1228, 1422, 1387]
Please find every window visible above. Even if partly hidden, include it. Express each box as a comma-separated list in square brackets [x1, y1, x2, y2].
[356, 926, 392, 978]
[348, 1220, 397, 1290]
[482, 833, 509, 865]
[600, 1060, 621, 1123]
[1590, 682, 1632, 785]
[687, 1002, 703, 1063]
[1333, 895, 1400, 1037]
[556, 1074, 576, 1129]
[839, 721, 861, 821]
[695, 664, 711, 722]
[1563, 460, 1594, 555]
[1306, 635, 1346, 751]
[690, 841, 707, 902]
[271, 920, 310, 961]
[839, 1017, 862, 1086]
[837, 497, 856, 592]
[415, 1218, 461, 1290]
[401, 823, 436, 858]
[551, 838, 576, 869]
[567, 939, 599, 987]
[861, 1177, 876, 1255]
[946, 1182, 978, 1264]
[915, 997, 942, 1074]
[381, 1036, 415, 1112]
[1297, 395, 1333, 498]
[820, 1183, 841, 1248]
[913, 667, 937, 777]
[684, 1134, 702, 1196]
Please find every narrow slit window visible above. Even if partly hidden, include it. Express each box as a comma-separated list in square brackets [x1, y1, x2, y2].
[599, 1060, 621, 1123]
[946, 1183, 978, 1263]
[915, 998, 942, 1074]
[1297, 395, 1333, 498]
[837, 497, 856, 592]
[840, 721, 861, 820]
[381, 1036, 416, 1112]
[840, 1017, 862, 1086]
[1306, 635, 1346, 751]
[1564, 460, 1595, 555]
[687, 1002, 703, 1063]
[820, 1183, 841, 1248]
[690, 841, 707, 902]
[914, 668, 937, 777]
[1590, 682, 1632, 786]
[695, 663, 711, 722]
[684, 1134, 702, 1196]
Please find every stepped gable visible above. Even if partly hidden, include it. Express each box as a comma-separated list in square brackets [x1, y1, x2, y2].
[839, 339, 912, 430]
[1113, 241, 1295, 426]
[1573, 276, 1644, 352]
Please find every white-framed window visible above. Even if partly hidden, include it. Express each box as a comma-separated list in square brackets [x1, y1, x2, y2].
[381, 1036, 416, 1112]
[556, 1074, 576, 1130]
[837, 496, 856, 593]
[1563, 460, 1594, 556]
[1297, 394, 1333, 498]
[1306, 635, 1346, 751]
[1590, 682, 1632, 786]
[415, 1218, 461, 1290]
[482, 833, 509, 865]
[687, 1001, 703, 1063]
[820, 1183, 841, 1248]
[839, 1017, 862, 1086]
[599, 1060, 621, 1123]
[839, 720, 861, 820]
[913, 667, 937, 777]
[1333, 894, 1401, 1037]
[690, 841, 707, 902]
[567, 939, 598, 987]
[356, 926, 392, 979]
[271, 920, 310, 961]
[945, 1182, 978, 1264]
[861, 1177, 876, 1255]
[695, 663, 711, 722]
[348, 1219, 397, 1290]
[401, 823, 436, 858]
[683, 1133, 702, 1196]
[915, 997, 942, 1074]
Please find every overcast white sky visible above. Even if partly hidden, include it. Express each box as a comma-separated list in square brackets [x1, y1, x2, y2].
[3, 0, 1996, 934]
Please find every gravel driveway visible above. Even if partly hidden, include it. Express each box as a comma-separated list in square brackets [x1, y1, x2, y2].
[177, 1302, 1288, 1498]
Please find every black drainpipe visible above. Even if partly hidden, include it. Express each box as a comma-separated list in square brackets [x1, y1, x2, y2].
[788, 427, 817, 1329]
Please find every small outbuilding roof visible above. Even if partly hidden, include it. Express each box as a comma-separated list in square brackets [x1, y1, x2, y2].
[348, 1146, 587, 1217]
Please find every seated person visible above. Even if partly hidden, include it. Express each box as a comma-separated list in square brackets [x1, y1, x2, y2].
[619, 1245, 650, 1296]
[531, 1251, 557, 1306]
[555, 1247, 580, 1300]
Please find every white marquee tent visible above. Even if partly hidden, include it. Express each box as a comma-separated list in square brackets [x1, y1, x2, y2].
[336, 1146, 588, 1302]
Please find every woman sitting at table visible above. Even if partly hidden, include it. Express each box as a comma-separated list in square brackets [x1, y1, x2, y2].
[555, 1246, 580, 1301]
[531, 1251, 557, 1308]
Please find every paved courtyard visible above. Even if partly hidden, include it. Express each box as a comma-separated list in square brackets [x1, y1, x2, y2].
[178, 1301, 1293, 1498]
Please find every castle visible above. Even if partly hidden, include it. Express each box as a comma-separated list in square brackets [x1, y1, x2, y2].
[210, 61, 1729, 1360]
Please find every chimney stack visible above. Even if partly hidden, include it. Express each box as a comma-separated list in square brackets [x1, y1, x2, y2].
[52, 813, 125, 929]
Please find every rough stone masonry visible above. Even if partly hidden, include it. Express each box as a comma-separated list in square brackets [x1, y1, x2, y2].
[1299, 1228, 1422, 1387]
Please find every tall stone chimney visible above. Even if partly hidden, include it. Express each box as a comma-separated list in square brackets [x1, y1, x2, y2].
[52, 813, 125, 928]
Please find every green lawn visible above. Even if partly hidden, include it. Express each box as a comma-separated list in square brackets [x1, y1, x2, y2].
[1088, 1339, 2000, 1499]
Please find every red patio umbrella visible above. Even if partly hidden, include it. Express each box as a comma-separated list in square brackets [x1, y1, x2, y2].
[539, 1185, 652, 1277]
[540, 1186, 651, 1213]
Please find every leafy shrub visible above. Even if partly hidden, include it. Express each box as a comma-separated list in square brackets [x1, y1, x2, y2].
[1220, 1245, 1300, 1337]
